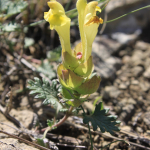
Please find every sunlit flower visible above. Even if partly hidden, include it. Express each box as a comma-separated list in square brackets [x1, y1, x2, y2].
[44, 0, 103, 96]
[76, 0, 103, 62]
[44, 0, 71, 55]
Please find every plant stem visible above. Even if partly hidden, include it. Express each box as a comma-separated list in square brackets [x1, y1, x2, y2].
[88, 123, 93, 150]
[80, 105, 93, 150]
[105, 5, 150, 23]
[41, 106, 73, 133]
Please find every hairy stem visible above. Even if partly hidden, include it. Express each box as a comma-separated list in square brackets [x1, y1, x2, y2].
[41, 106, 73, 133]
[88, 123, 93, 150]
[80, 105, 93, 150]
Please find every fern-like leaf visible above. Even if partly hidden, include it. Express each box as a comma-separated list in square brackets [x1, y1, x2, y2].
[28, 77, 62, 111]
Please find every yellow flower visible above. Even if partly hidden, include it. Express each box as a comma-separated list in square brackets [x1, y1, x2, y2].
[76, 0, 103, 61]
[44, 0, 71, 55]
[44, 0, 102, 96]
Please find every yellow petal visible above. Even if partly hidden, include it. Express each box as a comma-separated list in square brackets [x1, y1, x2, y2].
[84, 18, 101, 61]
[76, 0, 103, 62]
[96, 6, 101, 13]
[44, 11, 51, 21]
[76, 0, 87, 60]
[47, 1, 65, 15]
[48, 14, 69, 28]
[84, 1, 98, 24]
[83, 2, 103, 61]
[44, 0, 72, 55]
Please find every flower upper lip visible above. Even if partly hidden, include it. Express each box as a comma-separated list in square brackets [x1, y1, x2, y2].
[44, 0, 103, 62]
[77, 0, 103, 61]
[44, 0, 71, 55]
[44, 0, 102, 95]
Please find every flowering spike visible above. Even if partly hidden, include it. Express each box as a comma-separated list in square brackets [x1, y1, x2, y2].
[44, 0, 103, 97]
[44, 0, 71, 55]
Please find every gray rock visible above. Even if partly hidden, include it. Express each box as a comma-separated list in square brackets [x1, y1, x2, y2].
[20, 96, 28, 108]
[103, 86, 121, 99]
[139, 81, 150, 92]
[92, 36, 122, 60]
[143, 112, 150, 127]
[122, 55, 131, 64]
[118, 98, 136, 106]
[131, 50, 144, 66]
[92, 36, 122, 80]
[127, 98, 136, 105]
[94, 135, 99, 142]
[0, 120, 18, 139]
[129, 84, 140, 92]
[121, 125, 132, 131]
[119, 104, 135, 121]
[10, 109, 34, 128]
[105, 0, 150, 33]
[94, 62, 116, 80]
[132, 66, 144, 77]
[105, 57, 122, 69]
[0, 138, 38, 150]
[136, 127, 143, 133]
[111, 31, 140, 44]
[119, 83, 128, 90]
[131, 80, 139, 85]
[135, 41, 150, 51]
[143, 66, 150, 79]
[144, 58, 150, 69]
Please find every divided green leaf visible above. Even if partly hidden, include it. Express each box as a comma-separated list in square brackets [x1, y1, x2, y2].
[28, 77, 62, 111]
[2, 22, 21, 32]
[0, 0, 28, 17]
[47, 46, 61, 62]
[37, 61, 56, 79]
[24, 37, 35, 48]
[0, 0, 11, 12]
[83, 102, 120, 135]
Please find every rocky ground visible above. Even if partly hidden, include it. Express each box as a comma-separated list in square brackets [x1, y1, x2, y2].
[1, 35, 150, 150]
[1, 0, 150, 150]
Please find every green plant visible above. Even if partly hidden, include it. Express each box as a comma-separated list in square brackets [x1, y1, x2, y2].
[26, 0, 150, 149]
[27, 0, 121, 149]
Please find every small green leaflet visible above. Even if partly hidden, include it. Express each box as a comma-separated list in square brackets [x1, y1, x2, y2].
[47, 119, 57, 130]
[36, 138, 58, 150]
[24, 37, 35, 48]
[36, 138, 45, 147]
[0, 0, 11, 12]
[28, 77, 62, 111]
[83, 102, 120, 135]
[2, 22, 21, 32]
[47, 46, 62, 62]
[0, 0, 28, 18]
[37, 61, 56, 80]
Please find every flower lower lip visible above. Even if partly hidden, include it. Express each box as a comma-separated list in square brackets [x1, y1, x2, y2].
[76, 52, 82, 59]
